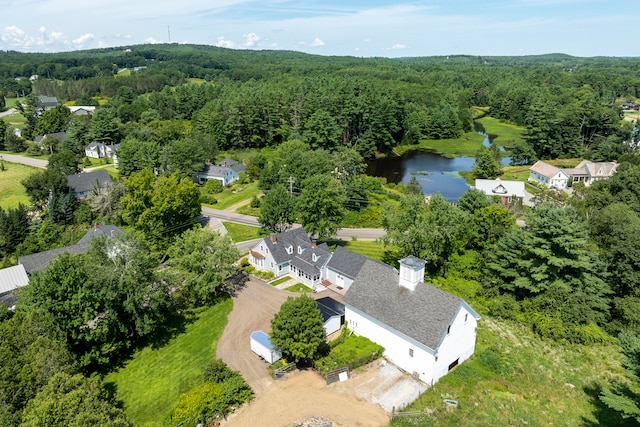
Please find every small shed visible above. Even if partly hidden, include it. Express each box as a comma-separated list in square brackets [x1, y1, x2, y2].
[316, 297, 345, 336]
[250, 331, 282, 364]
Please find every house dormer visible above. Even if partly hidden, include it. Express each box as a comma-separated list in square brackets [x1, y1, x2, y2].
[298, 245, 304, 255]
[286, 244, 293, 255]
[312, 253, 318, 263]
[398, 256, 426, 291]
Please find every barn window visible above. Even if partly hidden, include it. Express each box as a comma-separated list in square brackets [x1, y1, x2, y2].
[409, 348, 414, 358]
[447, 325, 451, 334]
[464, 313, 468, 323]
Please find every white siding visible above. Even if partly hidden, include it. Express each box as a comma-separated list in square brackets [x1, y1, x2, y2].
[324, 315, 342, 336]
[324, 268, 354, 290]
[345, 304, 478, 385]
[346, 305, 436, 384]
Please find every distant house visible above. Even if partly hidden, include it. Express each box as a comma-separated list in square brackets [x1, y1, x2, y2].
[66, 170, 113, 201]
[344, 256, 480, 385]
[249, 228, 332, 289]
[563, 160, 618, 187]
[315, 296, 345, 336]
[322, 246, 369, 292]
[196, 158, 247, 186]
[474, 178, 525, 206]
[18, 224, 124, 275]
[34, 131, 66, 147]
[37, 95, 58, 112]
[84, 143, 120, 166]
[69, 106, 96, 115]
[528, 161, 569, 188]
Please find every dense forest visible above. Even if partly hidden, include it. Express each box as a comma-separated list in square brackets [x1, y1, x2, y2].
[2, 44, 640, 425]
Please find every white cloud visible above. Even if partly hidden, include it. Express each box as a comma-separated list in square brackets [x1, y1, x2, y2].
[244, 32, 260, 47]
[391, 43, 407, 50]
[72, 33, 94, 46]
[216, 36, 235, 48]
[39, 26, 46, 33]
[310, 37, 324, 47]
[144, 37, 161, 44]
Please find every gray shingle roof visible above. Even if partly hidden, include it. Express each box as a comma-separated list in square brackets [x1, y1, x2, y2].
[34, 132, 66, 145]
[66, 170, 113, 194]
[290, 242, 332, 275]
[262, 228, 310, 265]
[326, 246, 369, 279]
[18, 243, 90, 274]
[344, 259, 470, 350]
[77, 225, 125, 244]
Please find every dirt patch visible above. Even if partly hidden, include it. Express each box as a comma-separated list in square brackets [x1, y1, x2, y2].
[216, 279, 389, 426]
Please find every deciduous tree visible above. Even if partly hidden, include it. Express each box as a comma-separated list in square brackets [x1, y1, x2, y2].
[270, 295, 326, 363]
[258, 184, 296, 233]
[295, 174, 345, 239]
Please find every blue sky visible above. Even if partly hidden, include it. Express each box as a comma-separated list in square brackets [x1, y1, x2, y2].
[0, 0, 637, 57]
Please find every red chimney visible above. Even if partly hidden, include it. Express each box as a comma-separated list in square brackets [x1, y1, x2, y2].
[311, 239, 317, 248]
[270, 233, 277, 243]
[94, 223, 99, 231]
[110, 230, 115, 238]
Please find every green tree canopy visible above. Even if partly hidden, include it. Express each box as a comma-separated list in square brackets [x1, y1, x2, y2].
[168, 228, 239, 305]
[258, 183, 296, 233]
[270, 295, 326, 363]
[295, 174, 345, 239]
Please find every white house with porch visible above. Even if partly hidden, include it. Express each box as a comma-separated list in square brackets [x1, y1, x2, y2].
[529, 160, 569, 188]
[344, 256, 480, 385]
[249, 228, 332, 289]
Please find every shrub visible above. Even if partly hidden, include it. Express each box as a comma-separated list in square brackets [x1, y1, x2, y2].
[199, 194, 217, 205]
[315, 332, 384, 375]
[203, 358, 237, 383]
[240, 258, 250, 267]
[171, 382, 227, 427]
[250, 195, 261, 208]
[204, 179, 223, 194]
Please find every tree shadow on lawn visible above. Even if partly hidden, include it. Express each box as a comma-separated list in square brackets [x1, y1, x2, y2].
[581, 382, 631, 426]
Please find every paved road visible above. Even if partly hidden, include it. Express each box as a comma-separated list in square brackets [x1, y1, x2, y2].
[202, 206, 386, 242]
[0, 153, 47, 169]
[0, 108, 16, 118]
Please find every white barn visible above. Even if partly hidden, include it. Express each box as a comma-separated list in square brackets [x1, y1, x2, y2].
[529, 161, 569, 188]
[344, 256, 480, 385]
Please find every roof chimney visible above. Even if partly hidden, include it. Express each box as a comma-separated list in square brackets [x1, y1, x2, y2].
[94, 223, 99, 231]
[312, 239, 317, 248]
[110, 230, 115, 238]
[398, 256, 426, 291]
[270, 233, 277, 243]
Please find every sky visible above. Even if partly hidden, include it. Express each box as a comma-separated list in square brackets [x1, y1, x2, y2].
[0, 0, 637, 58]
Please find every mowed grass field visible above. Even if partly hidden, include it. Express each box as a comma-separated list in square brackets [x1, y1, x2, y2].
[104, 299, 233, 426]
[0, 161, 35, 209]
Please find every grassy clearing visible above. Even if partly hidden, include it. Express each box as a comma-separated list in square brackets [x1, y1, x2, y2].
[204, 181, 261, 210]
[476, 116, 525, 147]
[284, 283, 312, 293]
[501, 165, 531, 182]
[222, 222, 268, 242]
[235, 203, 261, 216]
[0, 161, 36, 209]
[105, 299, 233, 427]
[396, 131, 485, 158]
[624, 111, 640, 121]
[328, 239, 391, 263]
[392, 317, 625, 426]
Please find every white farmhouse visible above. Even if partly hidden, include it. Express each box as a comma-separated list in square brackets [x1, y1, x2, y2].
[249, 228, 332, 289]
[344, 256, 480, 385]
[528, 161, 569, 188]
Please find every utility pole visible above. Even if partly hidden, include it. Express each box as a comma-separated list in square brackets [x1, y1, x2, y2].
[168, 26, 171, 43]
[288, 176, 295, 197]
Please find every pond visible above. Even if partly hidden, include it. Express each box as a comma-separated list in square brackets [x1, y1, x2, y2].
[366, 123, 511, 201]
[366, 151, 474, 202]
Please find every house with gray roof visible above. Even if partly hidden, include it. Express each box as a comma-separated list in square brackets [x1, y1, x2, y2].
[66, 170, 113, 200]
[196, 158, 247, 186]
[18, 224, 124, 274]
[34, 131, 66, 147]
[563, 160, 618, 187]
[37, 95, 58, 112]
[0, 264, 30, 297]
[344, 256, 480, 385]
[249, 227, 333, 289]
[323, 246, 369, 291]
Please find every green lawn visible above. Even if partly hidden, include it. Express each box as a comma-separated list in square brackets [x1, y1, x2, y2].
[329, 239, 393, 263]
[104, 299, 233, 427]
[475, 116, 526, 147]
[284, 283, 312, 293]
[203, 181, 261, 210]
[222, 222, 268, 242]
[0, 161, 36, 209]
[269, 276, 291, 287]
[501, 165, 531, 182]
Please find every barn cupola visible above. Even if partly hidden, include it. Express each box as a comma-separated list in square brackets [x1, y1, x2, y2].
[398, 256, 426, 291]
